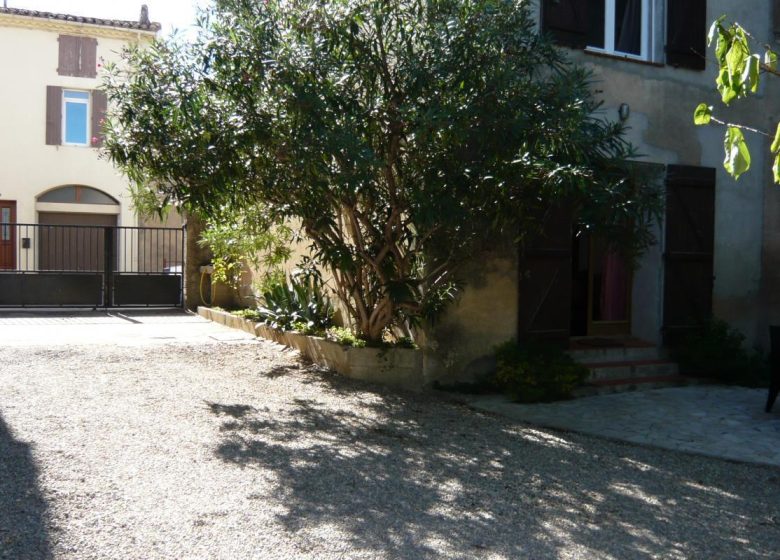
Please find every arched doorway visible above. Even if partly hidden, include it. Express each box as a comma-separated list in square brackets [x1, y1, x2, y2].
[35, 185, 120, 271]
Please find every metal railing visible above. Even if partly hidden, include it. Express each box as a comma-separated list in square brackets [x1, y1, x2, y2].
[0, 223, 185, 307]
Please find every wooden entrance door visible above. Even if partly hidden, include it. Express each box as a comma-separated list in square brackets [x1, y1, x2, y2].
[0, 201, 16, 270]
[662, 165, 716, 344]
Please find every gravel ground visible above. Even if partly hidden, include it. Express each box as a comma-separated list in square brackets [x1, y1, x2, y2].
[1, 339, 779, 560]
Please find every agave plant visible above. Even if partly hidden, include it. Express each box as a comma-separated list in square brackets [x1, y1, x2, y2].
[256, 272, 334, 332]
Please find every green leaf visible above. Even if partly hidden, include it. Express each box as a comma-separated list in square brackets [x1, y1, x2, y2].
[693, 103, 712, 125]
[742, 54, 760, 93]
[714, 30, 729, 62]
[707, 18, 724, 47]
[723, 127, 751, 180]
[765, 49, 778, 71]
[725, 41, 746, 91]
[774, 153, 780, 184]
[717, 67, 738, 104]
[771, 122, 780, 154]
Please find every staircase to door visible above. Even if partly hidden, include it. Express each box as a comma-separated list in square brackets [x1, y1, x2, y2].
[568, 337, 699, 396]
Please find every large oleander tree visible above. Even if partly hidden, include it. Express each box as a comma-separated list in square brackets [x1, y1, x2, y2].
[102, 0, 660, 344]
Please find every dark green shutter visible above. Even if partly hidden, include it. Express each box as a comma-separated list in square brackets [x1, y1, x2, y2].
[662, 165, 716, 345]
[541, 0, 589, 49]
[666, 0, 707, 70]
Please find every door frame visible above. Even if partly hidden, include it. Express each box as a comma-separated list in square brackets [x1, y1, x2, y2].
[0, 200, 17, 270]
[585, 236, 633, 336]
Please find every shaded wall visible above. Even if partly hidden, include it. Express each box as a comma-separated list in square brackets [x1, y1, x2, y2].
[527, 0, 776, 347]
[421, 248, 518, 385]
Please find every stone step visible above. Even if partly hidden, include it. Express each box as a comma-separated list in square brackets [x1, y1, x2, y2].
[572, 374, 692, 397]
[582, 359, 679, 382]
[569, 345, 665, 364]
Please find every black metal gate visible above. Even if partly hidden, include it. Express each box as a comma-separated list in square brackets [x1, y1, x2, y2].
[0, 223, 185, 308]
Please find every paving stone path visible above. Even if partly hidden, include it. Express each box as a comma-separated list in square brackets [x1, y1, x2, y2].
[462, 386, 780, 467]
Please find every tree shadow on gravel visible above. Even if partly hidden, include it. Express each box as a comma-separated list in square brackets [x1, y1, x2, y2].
[208, 375, 780, 559]
[0, 413, 51, 559]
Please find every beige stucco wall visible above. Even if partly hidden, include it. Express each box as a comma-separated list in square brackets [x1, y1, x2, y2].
[420, 249, 518, 385]
[0, 15, 155, 233]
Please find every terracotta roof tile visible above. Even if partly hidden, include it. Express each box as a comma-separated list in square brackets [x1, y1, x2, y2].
[0, 6, 161, 32]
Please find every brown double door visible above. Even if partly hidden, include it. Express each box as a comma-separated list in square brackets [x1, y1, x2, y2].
[0, 201, 16, 270]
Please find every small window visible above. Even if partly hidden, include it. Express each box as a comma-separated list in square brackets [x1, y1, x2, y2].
[542, 0, 706, 69]
[1, 208, 10, 241]
[63, 90, 90, 146]
[38, 186, 118, 205]
[586, 0, 651, 60]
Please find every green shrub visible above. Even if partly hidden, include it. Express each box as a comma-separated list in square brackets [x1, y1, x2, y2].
[256, 272, 334, 331]
[674, 319, 769, 387]
[291, 320, 326, 337]
[326, 327, 367, 348]
[494, 341, 589, 403]
[232, 308, 263, 321]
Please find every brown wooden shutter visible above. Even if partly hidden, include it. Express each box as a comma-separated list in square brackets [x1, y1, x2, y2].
[662, 165, 716, 345]
[79, 37, 98, 78]
[541, 0, 589, 49]
[517, 203, 573, 345]
[666, 0, 707, 70]
[57, 35, 81, 76]
[45, 86, 62, 146]
[91, 90, 108, 147]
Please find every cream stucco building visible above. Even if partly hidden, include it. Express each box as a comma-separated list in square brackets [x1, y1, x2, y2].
[0, 6, 159, 266]
[0, 7, 187, 308]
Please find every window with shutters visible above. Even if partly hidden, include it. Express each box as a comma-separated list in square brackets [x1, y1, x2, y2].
[58, 35, 98, 78]
[541, 0, 707, 69]
[63, 90, 90, 146]
[586, 0, 653, 59]
[46, 87, 107, 148]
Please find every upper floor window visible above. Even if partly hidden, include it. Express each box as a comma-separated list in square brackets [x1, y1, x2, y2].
[542, 0, 707, 70]
[63, 90, 90, 146]
[45, 87, 107, 148]
[58, 35, 98, 78]
[586, 0, 650, 59]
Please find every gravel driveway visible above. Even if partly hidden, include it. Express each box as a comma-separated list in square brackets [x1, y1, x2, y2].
[1, 329, 779, 559]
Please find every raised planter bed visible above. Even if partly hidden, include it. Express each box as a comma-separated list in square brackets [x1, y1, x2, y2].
[198, 306, 424, 391]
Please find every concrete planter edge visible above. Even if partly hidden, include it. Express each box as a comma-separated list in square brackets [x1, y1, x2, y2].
[197, 306, 425, 391]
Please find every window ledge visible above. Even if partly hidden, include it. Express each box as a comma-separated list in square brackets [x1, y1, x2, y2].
[583, 49, 664, 68]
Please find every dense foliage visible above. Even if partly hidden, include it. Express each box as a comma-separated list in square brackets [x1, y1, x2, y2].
[494, 341, 589, 402]
[694, 18, 780, 183]
[197, 203, 292, 288]
[256, 272, 335, 332]
[103, 0, 660, 343]
[673, 319, 769, 387]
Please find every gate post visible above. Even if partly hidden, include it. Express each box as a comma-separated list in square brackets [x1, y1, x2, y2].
[104, 226, 115, 308]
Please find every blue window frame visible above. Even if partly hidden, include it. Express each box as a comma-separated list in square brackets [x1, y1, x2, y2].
[63, 90, 90, 146]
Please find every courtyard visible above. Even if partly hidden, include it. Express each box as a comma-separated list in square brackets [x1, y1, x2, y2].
[0, 312, 779, 559]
